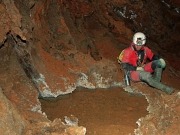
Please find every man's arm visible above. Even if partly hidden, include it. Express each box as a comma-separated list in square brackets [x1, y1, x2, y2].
[121, 63, 137, 71]
[118, 49, 137, 71]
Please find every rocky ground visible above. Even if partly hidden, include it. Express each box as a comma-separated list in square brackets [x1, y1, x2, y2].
[0, 0, 179, 135]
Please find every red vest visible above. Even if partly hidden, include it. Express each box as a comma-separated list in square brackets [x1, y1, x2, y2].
[119, 43, 154, 66]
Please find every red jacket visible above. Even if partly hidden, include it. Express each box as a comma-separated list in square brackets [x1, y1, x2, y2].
[119, 43, 154, 70]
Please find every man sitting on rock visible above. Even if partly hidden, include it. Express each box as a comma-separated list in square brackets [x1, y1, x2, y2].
[118, 32, 174, 94]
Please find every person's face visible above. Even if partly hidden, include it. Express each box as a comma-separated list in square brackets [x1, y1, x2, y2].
[134, 45, 143, 51]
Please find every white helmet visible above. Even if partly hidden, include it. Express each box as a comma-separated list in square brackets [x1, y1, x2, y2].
[133, 32, 146, 46]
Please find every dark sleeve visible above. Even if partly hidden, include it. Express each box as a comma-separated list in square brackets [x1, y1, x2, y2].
[121, 63, 137, 71]
[151, 54, 160, 61]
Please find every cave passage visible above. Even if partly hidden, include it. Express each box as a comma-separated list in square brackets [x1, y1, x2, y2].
[40, 87, 148, 135]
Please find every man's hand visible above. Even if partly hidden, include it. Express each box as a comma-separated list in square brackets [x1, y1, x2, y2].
[136, 66, 144, 71]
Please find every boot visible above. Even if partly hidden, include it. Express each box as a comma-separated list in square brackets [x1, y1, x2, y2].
[147, 77, 174, 94]
[153, 68, 162, 82]
[139, 71, 174, 94]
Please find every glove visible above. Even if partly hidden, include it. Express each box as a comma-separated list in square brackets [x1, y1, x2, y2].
[159, 58, 166, 68]
[136, 66, 144, 71]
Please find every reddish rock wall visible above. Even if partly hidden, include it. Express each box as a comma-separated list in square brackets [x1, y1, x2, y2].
[0, 0, 179, 135]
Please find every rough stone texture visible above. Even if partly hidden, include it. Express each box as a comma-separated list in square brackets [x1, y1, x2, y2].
[127, 84, 180, 135]
[0, 0, 179, 135]
[0, 87, 25, 135]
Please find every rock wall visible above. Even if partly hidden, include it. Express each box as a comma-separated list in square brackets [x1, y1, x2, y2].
[0, 0, 179, 135]
[0, 87, 25, 135]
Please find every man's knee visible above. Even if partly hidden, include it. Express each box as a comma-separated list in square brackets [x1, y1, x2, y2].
[151, 59, 166, 70]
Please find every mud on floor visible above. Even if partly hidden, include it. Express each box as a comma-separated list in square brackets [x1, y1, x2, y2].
[40, 87, 148, 135]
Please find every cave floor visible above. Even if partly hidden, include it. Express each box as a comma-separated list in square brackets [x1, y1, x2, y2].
[40, 87, 148, 135]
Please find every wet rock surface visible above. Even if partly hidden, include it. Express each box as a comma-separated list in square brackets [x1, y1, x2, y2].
[0, 0, 179, 135]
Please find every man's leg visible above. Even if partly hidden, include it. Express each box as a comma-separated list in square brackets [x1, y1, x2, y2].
[139, 71, 174, 94]
[144, 60, 165, 82]
[153, 68, 162, 82]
